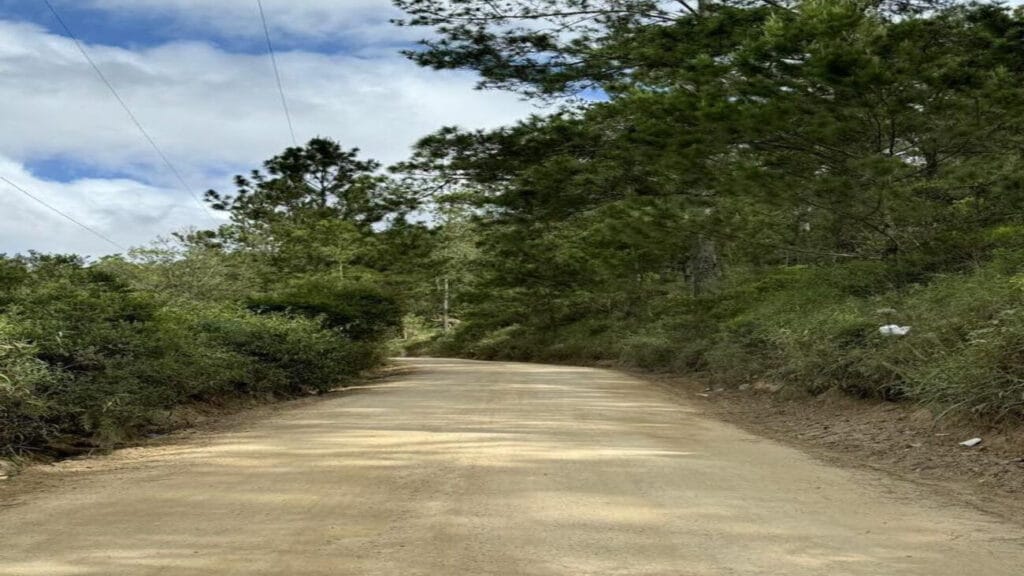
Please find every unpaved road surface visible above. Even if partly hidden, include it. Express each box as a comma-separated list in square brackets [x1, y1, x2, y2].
[2, 359, 1023, 575]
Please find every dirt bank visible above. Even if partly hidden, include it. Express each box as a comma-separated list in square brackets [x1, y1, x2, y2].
[648, 374, 1024, 523]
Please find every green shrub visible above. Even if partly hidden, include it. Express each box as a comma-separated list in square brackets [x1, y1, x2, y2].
[199, 306, 380, 395]
[1, 257, 173, 443]
[886, 269, 1024, 420]
[0, 255, 388, 454]
[618, 331, 680, 371]
[0, 317, 61, 455]
[249, 277, 403, 341]
[440, 255, 1024, 422]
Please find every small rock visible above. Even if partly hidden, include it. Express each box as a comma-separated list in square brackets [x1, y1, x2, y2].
[959, 438, 983, 448]
[738, 383, 751, 391]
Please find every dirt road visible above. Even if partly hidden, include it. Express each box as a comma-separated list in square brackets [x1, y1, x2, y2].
[2, 358, 1023, 575]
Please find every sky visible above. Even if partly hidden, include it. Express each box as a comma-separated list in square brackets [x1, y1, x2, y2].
[0, 0, 537, 256]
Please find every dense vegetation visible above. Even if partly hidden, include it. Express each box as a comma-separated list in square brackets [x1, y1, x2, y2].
[6, 0, 1024, 458]
[0, 142, 413, 456]
[393, 0, 1024, 423]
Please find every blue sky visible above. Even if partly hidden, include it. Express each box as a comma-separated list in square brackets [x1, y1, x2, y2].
[0, 0, 407, 54]
[2, 1, 180, 50]
[0, 0, 533, 255]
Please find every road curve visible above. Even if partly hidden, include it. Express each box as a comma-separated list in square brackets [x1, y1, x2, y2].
[1, 358, 1023, 575]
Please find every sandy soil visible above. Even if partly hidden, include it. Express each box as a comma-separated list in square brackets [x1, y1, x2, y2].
[1, 358, 1023, 575]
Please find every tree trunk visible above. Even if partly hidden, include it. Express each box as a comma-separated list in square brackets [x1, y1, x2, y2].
[688, 235, 722, 297]
[443, 277, 451, 333]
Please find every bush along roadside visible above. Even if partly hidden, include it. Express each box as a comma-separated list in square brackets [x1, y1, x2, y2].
[425, 257, 1024, 426]
[0, 137, 421, 458]
[385, 2, 1024, 429]
[0, 254, 395, 458]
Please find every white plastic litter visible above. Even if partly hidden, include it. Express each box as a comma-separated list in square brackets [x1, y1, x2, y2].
[879, 324, 912, 336]
[959, 438, 983, 448]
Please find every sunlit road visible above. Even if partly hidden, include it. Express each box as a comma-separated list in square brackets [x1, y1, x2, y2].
[1, 358, 1023, 575]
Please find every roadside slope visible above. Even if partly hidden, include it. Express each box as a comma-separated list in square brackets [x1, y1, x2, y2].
[1, 358, 1023, 575]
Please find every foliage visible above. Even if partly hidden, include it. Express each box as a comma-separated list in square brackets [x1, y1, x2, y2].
[393, 0, 953, 95]
[205, 138, 398, 229]
[0, 252, 387, 454]
[249, 277, 403, 341]
[0, 317, 62, 455]
[12, 0, 1024, 460]
[391, 0, 1024, 423]
[0, 138, 420, 455]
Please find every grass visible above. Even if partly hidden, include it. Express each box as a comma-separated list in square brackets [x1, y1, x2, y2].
[425, 258, 1024, 424]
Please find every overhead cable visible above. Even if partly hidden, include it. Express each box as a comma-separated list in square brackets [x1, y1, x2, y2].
[2, 175, 126, 252]
[257, 0, 299, 146]
[41, 0, 221, 226]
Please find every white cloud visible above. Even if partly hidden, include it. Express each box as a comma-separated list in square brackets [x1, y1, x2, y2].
[75, 0, 414, 44]
[0, 9, 534, 255]
[0, 155, 220, 257]
[0, 19, 529, 170]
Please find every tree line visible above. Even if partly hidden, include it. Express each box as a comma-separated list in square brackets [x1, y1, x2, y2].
[4, 0, 1024, 456]
[399, 0, 1024, 421]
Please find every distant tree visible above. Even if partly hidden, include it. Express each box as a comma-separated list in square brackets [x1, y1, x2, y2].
[204, 138, 424, 280]
[206, 138, 399, 230]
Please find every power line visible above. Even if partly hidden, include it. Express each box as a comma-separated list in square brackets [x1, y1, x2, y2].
[40, 0, 220, 226]
[2, 176, 126, 252]
[256, 0, 298, 146]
